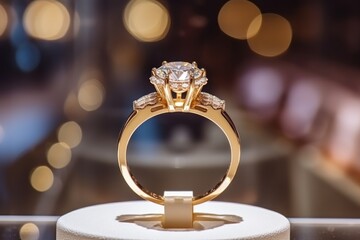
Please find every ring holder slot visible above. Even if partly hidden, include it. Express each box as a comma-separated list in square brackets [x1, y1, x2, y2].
[163, 191, 194, 228]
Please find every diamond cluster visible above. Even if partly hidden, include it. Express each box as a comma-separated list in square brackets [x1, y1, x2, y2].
[198, 92, 225, 110]
[133, 92, 159, 109]
[150, 61, 208, 93]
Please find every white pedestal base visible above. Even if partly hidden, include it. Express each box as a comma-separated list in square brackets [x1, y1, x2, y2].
[57, 201, 290, 240]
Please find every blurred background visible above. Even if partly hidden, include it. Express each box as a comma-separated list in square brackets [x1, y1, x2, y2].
[0, 0, 360, 223]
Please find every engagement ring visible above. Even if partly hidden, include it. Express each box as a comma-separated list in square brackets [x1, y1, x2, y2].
[117, 61, 241, 205]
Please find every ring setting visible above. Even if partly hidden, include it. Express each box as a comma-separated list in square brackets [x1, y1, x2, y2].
[135, 61, 224, 111]
[118, 61, 240, 205]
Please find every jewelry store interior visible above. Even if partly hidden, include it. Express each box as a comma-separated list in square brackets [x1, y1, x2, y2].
[0, 0, 360, 239]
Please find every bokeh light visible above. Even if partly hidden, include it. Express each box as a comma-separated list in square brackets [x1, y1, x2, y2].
[123, 0, 170, 42]
[0, 124, 4, 143]
[78, 79, 105, 112]
[23, 0, 71, 41]
[281, 81, 321, 138]
[19, 223, 40, 240]
[64, 92, 84, 119]
[218, 0, 262, 39]
[328, 102, 360, 164]
[241, 67, 284, 110]
[0, 4, 8, 37]
[57, 121, 82, 148]
[47, 142, 72, 169]
[73, 11, 81, 37]
[247, 13, 292, 57]
[30, 166, 54, 192]
[15, 42, 41, 72]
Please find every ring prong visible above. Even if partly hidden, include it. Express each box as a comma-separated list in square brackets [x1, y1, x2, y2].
[192, 61, 198, 67]
[162, 61, 168, 65]
[201, 68, 206, 77]
[152, 68, 157, 76]
[183, 81, 196, 111]
[164, 83, 175, 111]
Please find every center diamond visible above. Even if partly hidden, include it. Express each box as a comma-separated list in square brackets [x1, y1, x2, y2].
[161, 62, 193, 93]
[167, 62, 192, 81]
[150, 61, 208, 94]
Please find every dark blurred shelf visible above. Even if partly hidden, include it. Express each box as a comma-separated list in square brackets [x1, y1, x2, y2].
[291, 148, 360, 218]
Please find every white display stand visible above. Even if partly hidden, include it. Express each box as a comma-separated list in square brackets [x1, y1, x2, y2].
[57, 201, 290, 240]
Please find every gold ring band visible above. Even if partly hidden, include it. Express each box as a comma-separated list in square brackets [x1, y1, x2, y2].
[117, 61, 241, 205]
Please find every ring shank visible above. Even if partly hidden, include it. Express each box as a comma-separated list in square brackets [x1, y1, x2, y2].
[117, 103, 241, 205]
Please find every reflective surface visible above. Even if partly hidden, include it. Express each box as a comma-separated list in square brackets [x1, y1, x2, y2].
[0, 216, 359, 240]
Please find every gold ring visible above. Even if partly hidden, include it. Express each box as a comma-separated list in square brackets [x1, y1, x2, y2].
[117, 61, 241, 205]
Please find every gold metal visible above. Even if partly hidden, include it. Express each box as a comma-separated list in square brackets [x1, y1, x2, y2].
[117, 61, 241, 205]
[201, 68, 206, 77]
[163, 80, 175, 111]
[182, 81, 193, 111]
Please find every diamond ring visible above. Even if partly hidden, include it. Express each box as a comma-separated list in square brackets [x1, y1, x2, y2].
[117, 61, 241, 205]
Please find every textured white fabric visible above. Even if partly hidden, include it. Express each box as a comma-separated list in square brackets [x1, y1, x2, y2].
[57, 201, 290, 240]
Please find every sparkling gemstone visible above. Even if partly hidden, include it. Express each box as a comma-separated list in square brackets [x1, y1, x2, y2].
[151, 62, 207, 92]
[150, 76, 164, 86]
[158, 62, 198, 92]
[133, 92, 159, 109]
[193, 68, 203, 79]
[195, 77, 208, 86]
[198, 92, 225, 110]
[161, 62, 192, 92]
[155, 69, 167, 79]
[212, 98, 225, 109]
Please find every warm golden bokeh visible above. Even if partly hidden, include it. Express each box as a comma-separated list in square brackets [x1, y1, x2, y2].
[19, 223, 40, 240]
[30, 166, 54, 192]
[23, 0, 70, 41]
[64, 92, 83, 119]
[0, 4, 8, 37]
[218, 0, 262, 40]
[57, 121, 82, 148]
[123, 0, 170, 42]
[247, 13, 292, 57]
[47, 142, 72, 169]
[78, 79, 105, 112]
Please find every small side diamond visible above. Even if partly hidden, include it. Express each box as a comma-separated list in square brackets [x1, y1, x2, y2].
[195, 77, 208, 86]
[199, 92, 212, 105]
[212, 98, 226, 109]
[150, 76, 165, 86]
[192, 68, 203, 79]
[198, 92, 225, 110]
[133, 92, 159, 109]
[156, 69, 167, 79]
